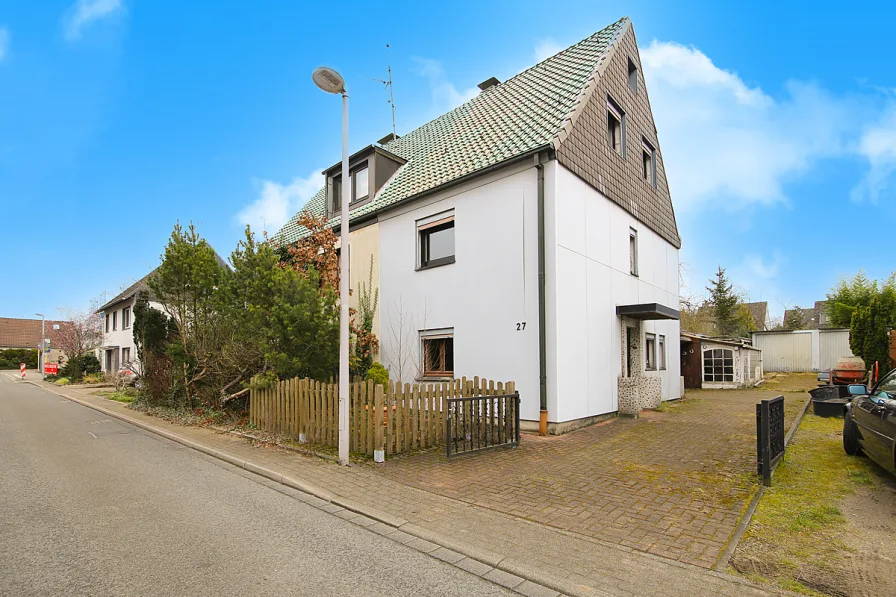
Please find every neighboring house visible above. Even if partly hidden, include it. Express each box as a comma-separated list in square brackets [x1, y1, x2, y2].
[783, 300, 830, 330]
[752, 328, 852, 372]
[680, 332, 762, 389]
[97, 253, 228, 374]
[275, 17, 682, 432]
[0, 317, 68, 364]
[97, 271, 160, 374]
[744, 301, 769, 331]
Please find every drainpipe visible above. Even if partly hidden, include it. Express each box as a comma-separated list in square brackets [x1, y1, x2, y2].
[535, 153, 548, 435]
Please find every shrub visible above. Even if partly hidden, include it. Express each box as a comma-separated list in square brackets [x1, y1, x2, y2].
[0, 348, 38, 369]
[82, 372, 104, 384]
[59, 354, 101, 380]
[366, 362, 389, 387]
[55, 377, 71, 386]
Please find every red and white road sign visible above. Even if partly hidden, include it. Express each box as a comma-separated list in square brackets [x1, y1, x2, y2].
[44, 363, 58, 375]
[20, 362, 26, 378]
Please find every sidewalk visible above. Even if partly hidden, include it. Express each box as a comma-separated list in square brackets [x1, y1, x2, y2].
[34, 380, 791, 597]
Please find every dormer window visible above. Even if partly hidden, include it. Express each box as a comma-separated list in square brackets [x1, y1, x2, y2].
[325, 145, 406, 217]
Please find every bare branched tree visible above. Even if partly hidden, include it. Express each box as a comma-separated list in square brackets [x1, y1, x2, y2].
[54, 307, 103, 378]
[384, 296, 430, 384]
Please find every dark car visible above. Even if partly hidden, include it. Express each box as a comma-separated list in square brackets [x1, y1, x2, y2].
[818, 369, 830, 385]
[843, 368, 896, 474]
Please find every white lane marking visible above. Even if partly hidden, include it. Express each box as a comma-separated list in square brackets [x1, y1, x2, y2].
[88, 432, 98, 439]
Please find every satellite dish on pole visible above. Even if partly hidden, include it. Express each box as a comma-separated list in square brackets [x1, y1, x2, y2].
[312, 67, 345, 94]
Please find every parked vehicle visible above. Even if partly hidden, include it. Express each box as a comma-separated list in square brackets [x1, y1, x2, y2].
[817, 369, 831, 385]
[843, 368, 896, 475]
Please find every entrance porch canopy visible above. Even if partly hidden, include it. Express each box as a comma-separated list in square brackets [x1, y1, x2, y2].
[616, 303, 680, 320]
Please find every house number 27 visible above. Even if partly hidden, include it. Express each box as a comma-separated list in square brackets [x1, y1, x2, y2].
[516, 322, 526, 331]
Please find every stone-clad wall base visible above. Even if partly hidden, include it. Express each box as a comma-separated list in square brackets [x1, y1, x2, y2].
[617, 376, 662, 416]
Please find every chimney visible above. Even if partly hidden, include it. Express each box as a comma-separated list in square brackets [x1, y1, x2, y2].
[477, 77, 500, 91]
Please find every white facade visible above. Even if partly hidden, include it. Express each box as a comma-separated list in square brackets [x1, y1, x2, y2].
[377, 159, 681, 426]
[101, 296, 162, 373]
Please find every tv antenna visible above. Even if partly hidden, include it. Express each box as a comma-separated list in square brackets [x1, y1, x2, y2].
[372, 44, 397, 137]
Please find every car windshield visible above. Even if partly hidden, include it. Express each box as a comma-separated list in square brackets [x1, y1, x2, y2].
[873, 371, 896, 399]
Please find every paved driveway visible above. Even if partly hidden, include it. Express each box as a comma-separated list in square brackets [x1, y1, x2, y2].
[378, 389, 805, 569]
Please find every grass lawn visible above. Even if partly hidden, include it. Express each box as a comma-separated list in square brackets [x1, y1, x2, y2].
[92, 389, 137, 403]
[729, 413, 890, 596]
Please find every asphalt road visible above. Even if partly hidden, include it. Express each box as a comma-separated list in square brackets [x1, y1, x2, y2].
[0, 374, 512, 597]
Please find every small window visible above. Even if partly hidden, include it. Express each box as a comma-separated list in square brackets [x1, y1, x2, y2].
[122, 347, 130, 364]
[607, 96, 625, 156]
[659, 335, 666, 370]
[353, 167, 369, 203]
[418, 214, 455, 269]
[625, 326, 635, 377]
[703, 348, 734, 382]
[123, 307, 131, 329]
[422, 332, 454, 377]
[112, 311, 117, 331]
[645, 333, 656, 371]
[105, 313, 110, 333]
[642, 138, 656, 187]
[629, 228, 638, 276]
[627, 57, 638, 93]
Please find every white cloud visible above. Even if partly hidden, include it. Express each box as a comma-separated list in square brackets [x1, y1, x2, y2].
[412, 58, 479, 115]
[641, 40, 856, 211]
[64, 0, 123, 41]
[852, 98, 896, 203]
[0, 27, 9, 61]
[534, 39, 563, 63]
[234, 171, 323, 235]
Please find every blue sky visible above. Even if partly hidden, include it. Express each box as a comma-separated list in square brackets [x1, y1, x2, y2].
[1, 1, 894, 323]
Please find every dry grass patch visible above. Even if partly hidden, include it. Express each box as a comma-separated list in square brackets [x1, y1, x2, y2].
[729, 414, 882, 595]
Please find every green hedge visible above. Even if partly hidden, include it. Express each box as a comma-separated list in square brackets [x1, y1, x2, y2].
[0, 348, 38, 369]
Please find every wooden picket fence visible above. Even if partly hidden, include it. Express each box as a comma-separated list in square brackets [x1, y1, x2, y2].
[249, 376, 515, 457]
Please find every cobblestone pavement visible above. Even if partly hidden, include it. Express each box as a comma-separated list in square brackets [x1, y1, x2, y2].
[378, 389, 806, 569]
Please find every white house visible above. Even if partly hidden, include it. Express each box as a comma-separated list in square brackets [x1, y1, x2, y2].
[276, 17, 682, 433]
[97, 272, 160, 374]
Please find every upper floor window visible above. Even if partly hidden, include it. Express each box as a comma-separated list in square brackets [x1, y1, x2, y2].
[642, 138, 656, 187]
[332, 163, 370, 212]
[418, 211, 455, 270]
[105, 313, 110, 333]
[607, 96, 625, 156]
[122, 307, 131, 330]
[627, 57, 638, 93]
[629, 227, 638, 276]
[112, 311, 117, 331]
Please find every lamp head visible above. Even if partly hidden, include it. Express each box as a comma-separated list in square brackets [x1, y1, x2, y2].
[312, 67, 345, 94]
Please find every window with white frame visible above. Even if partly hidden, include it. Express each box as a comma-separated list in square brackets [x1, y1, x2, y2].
[421, 329, 454, 378]
[629, 228, 638, 276]
[703, 348, 734, 382]
[112, 311, 117, 331]
[105, 313, 110, 333]
[417, 211, 455, 270]
[645, 333, 657, 371]
[659, 335, 666, 370]
[123, 307, 131, 329]
[607, 96, 625, 156]
[122, 347, 130, 364]
[642, 138, 656, 187]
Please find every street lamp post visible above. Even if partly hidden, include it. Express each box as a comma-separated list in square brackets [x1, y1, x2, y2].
[312, 66, 351, 466]
[35, 313, 45, 379]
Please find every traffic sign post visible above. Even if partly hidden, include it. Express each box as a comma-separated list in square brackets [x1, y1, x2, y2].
[44, 362, 58, 375]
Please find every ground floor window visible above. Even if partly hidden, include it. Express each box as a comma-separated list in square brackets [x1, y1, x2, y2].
[421, 330, 454, 377]
[658, 335, 666, 370]
[703, 348, 734, 382]
[122, 347, 131, 365]
[645, 333, 656, 370]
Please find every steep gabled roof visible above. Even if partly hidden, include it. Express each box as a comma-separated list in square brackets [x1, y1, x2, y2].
[276, 17, 642, 245]
[744, 301, 768, 331]
[97, 252, 230, 312]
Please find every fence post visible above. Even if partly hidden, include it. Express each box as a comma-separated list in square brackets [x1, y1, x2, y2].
[374, 384, 385, 463]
